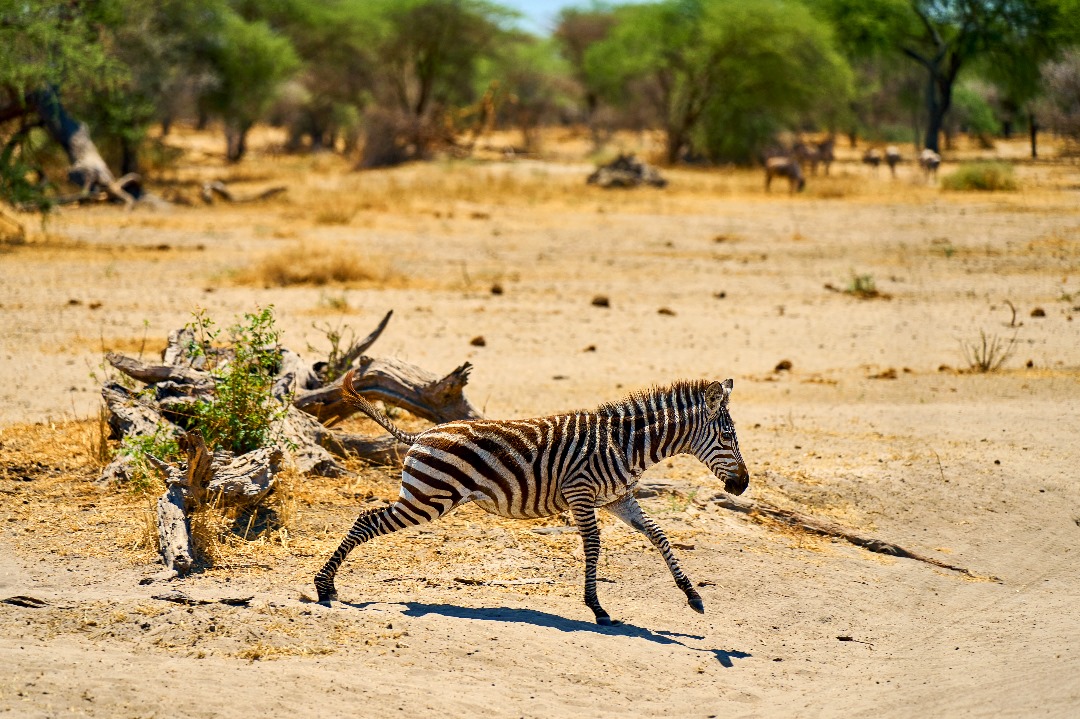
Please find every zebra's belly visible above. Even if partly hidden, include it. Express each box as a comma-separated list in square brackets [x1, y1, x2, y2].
[470, 491, 568, 519]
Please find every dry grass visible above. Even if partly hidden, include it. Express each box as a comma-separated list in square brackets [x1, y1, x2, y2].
[235, 241, 403, 288]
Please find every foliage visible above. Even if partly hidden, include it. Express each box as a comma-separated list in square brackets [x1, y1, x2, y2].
[583, 0, 852, 164]
[117, 424, 182, 494]
[949, 81, 1001, 139]
[812, 0, 1071, 152]
[203, 11, 300, 161]
[845, 273, 883, 299]
[184, 306, 288, 455]
[1039, 48, 1080, 144]
[940, 162, 1018, 191]
[695, 0, 853, 164]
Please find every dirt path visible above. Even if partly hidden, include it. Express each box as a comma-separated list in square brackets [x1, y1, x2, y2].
[2, 148, 1079, 717]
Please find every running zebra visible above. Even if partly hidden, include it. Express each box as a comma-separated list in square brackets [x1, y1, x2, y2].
[314, 373, 750, 625]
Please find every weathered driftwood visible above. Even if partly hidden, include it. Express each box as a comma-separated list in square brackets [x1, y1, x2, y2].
[101, 383, 180, 441]
[706, 491, 994, 580]
[156, 484, 194, 574]
[586, 154, 667, 189]
[102, 311, 480, 481]
[297, 356, 480, 426]
[106, 352, 213, 392]
[200, 181, 287, 204]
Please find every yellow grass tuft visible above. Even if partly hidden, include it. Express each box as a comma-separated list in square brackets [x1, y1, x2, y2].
[236, 241, 401, 288]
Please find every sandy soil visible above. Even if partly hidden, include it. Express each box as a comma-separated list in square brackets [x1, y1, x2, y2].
[1, 131, 1079, 717]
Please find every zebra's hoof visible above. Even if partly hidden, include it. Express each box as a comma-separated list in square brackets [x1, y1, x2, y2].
[315, 583, 338, 604]
[688, 596, 705, 614]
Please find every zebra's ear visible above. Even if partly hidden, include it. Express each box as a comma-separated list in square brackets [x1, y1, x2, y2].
[705, 380, 732, 415]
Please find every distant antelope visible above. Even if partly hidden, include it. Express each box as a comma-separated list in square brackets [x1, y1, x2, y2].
[919, 149, 941, 180]
[765, 156, 805, 193]
[862, 147, 882, 171]
[885, 146, 902, 177]
[794, 138, 835, 176]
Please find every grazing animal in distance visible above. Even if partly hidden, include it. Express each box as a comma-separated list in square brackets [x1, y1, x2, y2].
[919, 148, 941, 180]
[862, 147, 882, 170]
[793, 137, 835, 176]
[765, 156, 805, 193]
[314, 373, 750, 626]
[885, 146, 902, 177]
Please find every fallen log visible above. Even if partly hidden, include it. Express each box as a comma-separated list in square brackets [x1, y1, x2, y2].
[706, 491, 996, 581]
[201, 181, 287, 204]
[155, 483, 194, 574]
[296, 356, 480, 426]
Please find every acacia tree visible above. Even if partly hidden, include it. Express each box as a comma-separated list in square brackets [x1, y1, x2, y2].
[584, 0, 851, 164]
[812, 0, 1069, 153]
[203, 11, 299, 162]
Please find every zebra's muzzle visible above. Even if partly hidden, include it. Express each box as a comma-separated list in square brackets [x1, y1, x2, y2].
[725, 467, 749, 496]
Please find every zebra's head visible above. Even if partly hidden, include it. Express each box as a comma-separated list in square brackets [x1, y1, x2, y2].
[692, 379, 749, 495]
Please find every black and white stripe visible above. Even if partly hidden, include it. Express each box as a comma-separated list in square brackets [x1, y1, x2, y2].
[315, 374, 749, 625]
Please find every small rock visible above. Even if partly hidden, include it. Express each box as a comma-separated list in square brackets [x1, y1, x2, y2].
[1030, 307, 1045, 317]
[658, 307, 676, 316]
[714, 291, 727, 299]
[490, 284, 504, 295]
[583, 344, 597, 352]
[591, 295, 610, 308]
[67, 298, 82, 306]
[470, 336, 486, 347]
[774, 360, 793, 372]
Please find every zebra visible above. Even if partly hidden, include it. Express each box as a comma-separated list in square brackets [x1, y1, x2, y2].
[314, 373, 750, 625]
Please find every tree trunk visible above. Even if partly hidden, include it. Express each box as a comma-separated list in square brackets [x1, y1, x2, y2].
[1029, 111, 1038, 159]
[225, 122, 250, 163]
[25, 87, 139, 203]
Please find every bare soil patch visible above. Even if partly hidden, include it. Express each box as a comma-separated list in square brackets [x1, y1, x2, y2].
[2, 130, 1079, 717]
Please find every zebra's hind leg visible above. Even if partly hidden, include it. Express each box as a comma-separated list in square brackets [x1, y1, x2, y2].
[604, 494, 704, 614]
[314, 501, 431, 604]
[568, 499, 617, 625]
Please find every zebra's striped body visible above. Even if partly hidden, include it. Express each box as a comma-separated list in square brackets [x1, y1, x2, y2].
[315, 374, 749, 625]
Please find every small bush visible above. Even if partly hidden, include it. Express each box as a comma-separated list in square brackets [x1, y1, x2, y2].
[845, 273, 883, 299]
[117, 424, 183, 494]
[941, 163, 1018, 192]
[184, 306, 288, 454]
[961, 330, 1017, 373]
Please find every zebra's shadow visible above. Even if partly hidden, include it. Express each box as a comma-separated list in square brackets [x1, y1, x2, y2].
[342, 601, 751, 667]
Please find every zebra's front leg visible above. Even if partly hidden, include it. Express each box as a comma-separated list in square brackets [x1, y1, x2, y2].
[568, 500, 617, 625]
[604, 494, 704, 614]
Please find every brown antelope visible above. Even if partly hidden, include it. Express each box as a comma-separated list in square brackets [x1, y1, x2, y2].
[919, 149, 941, 180]
[885, 146, 902, 177]
[765, 156, 805, 193]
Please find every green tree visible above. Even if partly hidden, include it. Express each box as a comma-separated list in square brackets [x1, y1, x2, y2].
[203, 10, 299, 162]
[584, 0, 851, 164]
[812, 0, 1070, 153]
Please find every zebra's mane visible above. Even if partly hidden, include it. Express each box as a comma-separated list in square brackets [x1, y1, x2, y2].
[594, 379, 711, 417]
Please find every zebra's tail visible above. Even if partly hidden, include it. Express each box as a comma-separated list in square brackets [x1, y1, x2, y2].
[340, 369, 421, 446]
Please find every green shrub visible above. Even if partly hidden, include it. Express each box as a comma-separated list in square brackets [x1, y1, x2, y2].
[941, 163, 1018, 192]
[185, 306, 288, 455]
[117, 424, 182, 494]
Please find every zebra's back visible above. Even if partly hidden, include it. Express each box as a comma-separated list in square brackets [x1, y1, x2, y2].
[402, 413, 616, 519]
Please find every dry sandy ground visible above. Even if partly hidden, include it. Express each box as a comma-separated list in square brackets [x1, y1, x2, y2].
[1, 132, 1079, 717]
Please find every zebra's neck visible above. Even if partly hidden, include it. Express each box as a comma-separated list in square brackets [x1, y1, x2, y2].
[599, 382, 709, 473]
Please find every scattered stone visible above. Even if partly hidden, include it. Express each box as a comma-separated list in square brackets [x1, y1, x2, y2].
[1030, 307, 1046, 317]
[490, 283, 504, 295]
[658, 307, 676, 316]
[583, 344, 597, 352]
[591, 295, 610, 308]
[775, 360, 793, 372]
[714, 291, 727, 299]
[67, 298, 82, 306]
[470, 336, 486, 347]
